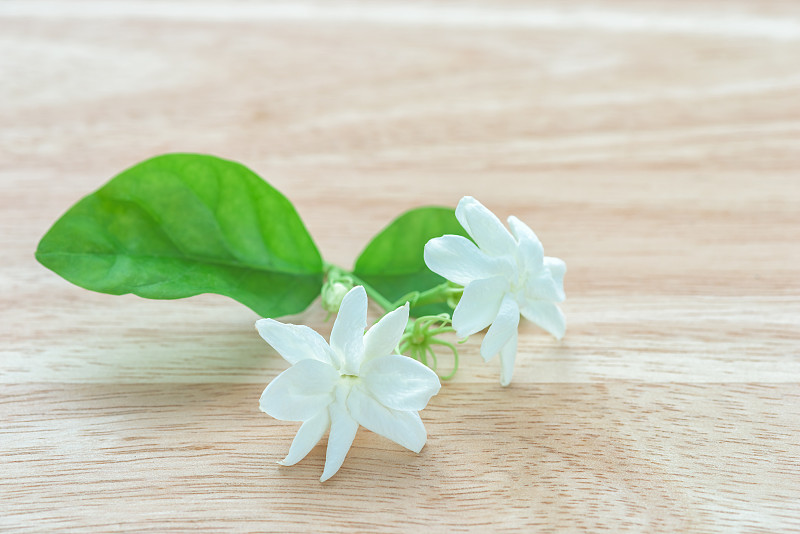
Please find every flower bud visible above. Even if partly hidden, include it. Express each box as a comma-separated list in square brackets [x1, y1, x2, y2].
[321, 278, 354, 313]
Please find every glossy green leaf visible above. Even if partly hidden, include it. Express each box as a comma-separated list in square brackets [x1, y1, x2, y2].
[353, 206, 470, 317]
[36, 154, 323, 317]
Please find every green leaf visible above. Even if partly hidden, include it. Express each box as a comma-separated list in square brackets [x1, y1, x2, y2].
[353, 206, 470, 317]
[36, 154, 323, 318]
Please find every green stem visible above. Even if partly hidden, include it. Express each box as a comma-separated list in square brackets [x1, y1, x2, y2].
[394, 281, 452, 309]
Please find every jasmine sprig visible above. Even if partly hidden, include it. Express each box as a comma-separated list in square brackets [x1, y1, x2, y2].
[36, 154, 567, 388]
[34, 152, 569, 482]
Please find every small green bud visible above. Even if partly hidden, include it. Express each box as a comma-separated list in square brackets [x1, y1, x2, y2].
[321, 278, 354, 313]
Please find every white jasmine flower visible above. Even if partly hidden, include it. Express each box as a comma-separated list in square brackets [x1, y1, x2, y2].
[424, 196, 566, 386]
[256, 286, 441, 482]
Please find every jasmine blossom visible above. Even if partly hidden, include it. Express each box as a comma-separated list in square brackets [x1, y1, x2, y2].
[424, 196, 566, 386]
[257, 286, 441, 481]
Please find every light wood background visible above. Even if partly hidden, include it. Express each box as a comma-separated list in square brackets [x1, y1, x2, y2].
[2, 1, 799, 532]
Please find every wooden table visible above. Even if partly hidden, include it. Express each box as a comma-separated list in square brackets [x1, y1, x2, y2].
[2, 1, 799, 531]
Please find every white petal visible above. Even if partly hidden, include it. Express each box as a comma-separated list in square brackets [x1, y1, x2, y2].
[330, 286, 367, 375]
[519, 300, 566, 340]
[255, 319, 335, 366]
[259, 359, 339, 421]
[362, 302, 409, 364]
[499, 332, 518, 387]
[361, 355, 441, 411]
[455, 196, 517, 258]
[320, 396, 359, 482]
[507, 215, 541, 246]
[544, 256, 567, 301]
[508, 216, 544, 275]
[279, 409, 330, 466]
[452, 276, 507, 338]
[525, 271, 565, 302]
[347, 385, 427, 453]
[424, 235, 509, 286]
[480, 293, 520, 361]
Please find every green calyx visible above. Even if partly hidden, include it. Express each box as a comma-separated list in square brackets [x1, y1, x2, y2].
[398, 314, 461, 380]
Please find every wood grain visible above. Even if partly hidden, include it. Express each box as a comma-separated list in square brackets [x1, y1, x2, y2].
[1, 1, 799, 532]
[3, 383, 799, 532]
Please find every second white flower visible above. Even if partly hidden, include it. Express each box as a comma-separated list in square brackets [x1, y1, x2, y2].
[424, 196, 566, 386]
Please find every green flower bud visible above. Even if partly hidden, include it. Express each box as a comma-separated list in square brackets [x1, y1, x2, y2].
[321, 278, 354, 313]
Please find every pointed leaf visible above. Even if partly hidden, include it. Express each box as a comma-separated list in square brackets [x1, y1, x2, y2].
[35, 154, 323, 318]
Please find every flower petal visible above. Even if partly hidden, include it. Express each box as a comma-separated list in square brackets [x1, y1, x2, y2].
[507, 215, 544, 274]
[362, 302, 409, 364]
[330, 286, 367, 375]
[480, 293, 520, 361]
[519, 300, 566, 340]
[320, 395, 359, 482]
[507, 215, 541, 246]
[525, 271, 565, 302]
[544, 256, 567, 301]
[255, 319, 335, 366]
[499, 331, 518, 387]
[259, 359, 339, 421]
[361, 355, 441, 411]
[452, 276, 507, 338]
[347, 385, 427, 453]
[279, 409, 330, 466]
[424, 235, 510, 286]
[455, 196, 517, 258]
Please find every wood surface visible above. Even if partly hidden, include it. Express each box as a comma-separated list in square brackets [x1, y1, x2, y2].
[2, 1, 799, 532]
